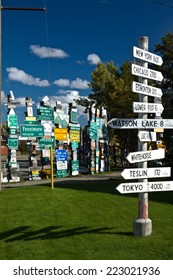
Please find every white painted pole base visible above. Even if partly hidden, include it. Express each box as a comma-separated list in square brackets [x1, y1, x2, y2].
[133, 218, 152, 236]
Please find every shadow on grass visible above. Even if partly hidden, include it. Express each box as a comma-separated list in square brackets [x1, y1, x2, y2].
[52, 179, 173, 206]
[0, 225, 133, 242]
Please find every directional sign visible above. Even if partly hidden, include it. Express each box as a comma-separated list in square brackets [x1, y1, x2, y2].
[37, 106, 54, 121]
[133, 102, 164, 114]
[8, 138, 19, 149]
[132, 81, 163, 97]
[121, 167, 171, 180]
[8, 114, 18, 127]
[131, 64, 163, 81]
[108, 118, 173, 129]
[126, 148, 165, 164]
[39, 136, 55, 149]
[138, 131, 156, 142]
[133, 46, 163, 66]
[20, 125, 44, 137]
[56, 150, 68, 161]
[54, 128, 68, 141]
[116, 181, 173, 194]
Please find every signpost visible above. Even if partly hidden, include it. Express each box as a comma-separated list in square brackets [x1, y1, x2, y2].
[121, 167, 171, 180]
[131, 63, 163, 81]
[133, 46, 163, 66]
[126, 148, 165, 164]
[54, 128, 68, 141]
[108, 118, 173, 129]
[20, 125, 44, 137]
[117, 181, 173, 194]
[133, 102, 164, 114]
[37, 106, 54, 121]
[8, 138, 18, 149]
[39, 136, 55, 150]
[138, 131, 156, 142]
[8, 114, 18, 127]
[107, 37, 168, 236]
[132, 81, 163, 98]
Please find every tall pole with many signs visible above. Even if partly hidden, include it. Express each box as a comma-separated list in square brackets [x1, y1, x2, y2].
[108, 36, 168, 236]
[133, 36, 152, 236]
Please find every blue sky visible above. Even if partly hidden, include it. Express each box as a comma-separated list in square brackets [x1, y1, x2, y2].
[1, 0, 173, 126]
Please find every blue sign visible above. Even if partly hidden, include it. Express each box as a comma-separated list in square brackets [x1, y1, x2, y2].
[56, 150, 68, 161]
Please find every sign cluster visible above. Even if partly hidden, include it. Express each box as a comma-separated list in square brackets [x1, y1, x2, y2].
[108, 42, 173, 194]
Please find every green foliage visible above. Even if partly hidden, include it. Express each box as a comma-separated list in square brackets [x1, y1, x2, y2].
[155, 31, 173, 92]
[18, 140, 28, 154]
[88, 61, 137, 118]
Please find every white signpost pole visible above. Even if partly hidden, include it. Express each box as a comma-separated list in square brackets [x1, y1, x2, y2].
[133, 36, 152, 236]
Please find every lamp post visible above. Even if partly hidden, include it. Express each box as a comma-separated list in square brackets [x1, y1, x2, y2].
[0, 1, 45, 190]
[0, 1, 2, 191]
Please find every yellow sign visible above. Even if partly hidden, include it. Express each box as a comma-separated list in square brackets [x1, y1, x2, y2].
[70, 130, 80, 142]
[154, 128, 164, 133]
[32, 170, 39, 175]
[26, 116, 36, 121]
[54, 128, 68, 141]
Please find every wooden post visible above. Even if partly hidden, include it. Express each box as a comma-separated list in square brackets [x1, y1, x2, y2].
[133, 36, 152, 236]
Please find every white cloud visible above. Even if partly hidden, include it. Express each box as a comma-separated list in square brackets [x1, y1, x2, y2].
[87, 53, 101, 65]
[70, 78, 89, 89]
[15, 97, 26, 107]
[53, 77, 89, 90]
[6, 67, 50, 87]
[53, 79, 70, 87]
[30, 45, 69, 59]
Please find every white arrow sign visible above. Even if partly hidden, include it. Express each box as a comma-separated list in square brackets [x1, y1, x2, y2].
[121, 167, 171, 180]
[133, 102, 164, 114]
[131, 64, 163, 81]
[126, 148, 165, 163]
[132, 81, 163, 97]
[138, 131, 156, 142]
[108, 118, 173, 129]
[116, 181, 173, 194]
[133, 46, 163, 66]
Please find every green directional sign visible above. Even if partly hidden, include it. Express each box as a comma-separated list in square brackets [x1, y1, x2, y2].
[24, 120, 39, 125]
[72, 160, 79, 172]
[39, 136, 55, 149]
[90, 121, 97, 130]
[8, 138, 18, 149]
[8, 115, 18, 127]
[56, 170, 67, 178]
[20, 125, 44, 137]
[37, 106, 54, 121]
[89, 127, 98, 140]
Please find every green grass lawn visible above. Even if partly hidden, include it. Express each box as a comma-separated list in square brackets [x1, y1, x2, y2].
[0, 178, 173, 260]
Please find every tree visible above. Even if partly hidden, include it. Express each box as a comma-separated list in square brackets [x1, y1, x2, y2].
[88, 61, 137, 118]
[155, 31, 173, 93]
[87, 61, 138, 161]
[154, 31, 173, 149]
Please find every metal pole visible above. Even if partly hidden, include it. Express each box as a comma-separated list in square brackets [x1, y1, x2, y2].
[1, 7, 46, 11]
[0, 1, 2, 191]
[133, 36, 152, 236]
